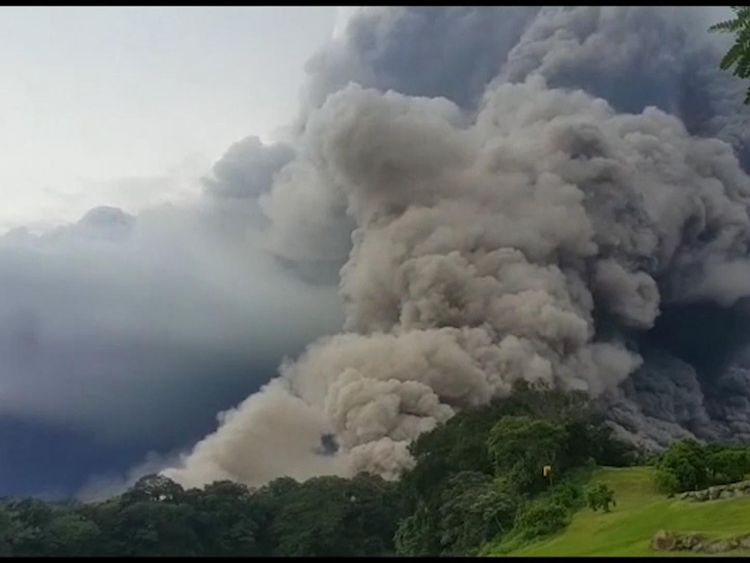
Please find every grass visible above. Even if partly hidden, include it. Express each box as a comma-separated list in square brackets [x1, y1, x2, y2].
[487, 466, 750, 557]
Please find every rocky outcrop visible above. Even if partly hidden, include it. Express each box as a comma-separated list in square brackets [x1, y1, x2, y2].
[651, 530, 750, 553]
[679, 480, 750, 502]
[650, 530, 677, 551]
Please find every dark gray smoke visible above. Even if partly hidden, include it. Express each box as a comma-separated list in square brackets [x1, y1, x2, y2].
[0, 142, 343, 495]
[164, 7, 750, 488]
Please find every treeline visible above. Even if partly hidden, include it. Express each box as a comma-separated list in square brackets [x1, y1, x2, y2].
[0, 473, 402, 557]
[0, 383, 639, 557]
[655, 438, 750, 494]
[392, 382, 638, 555]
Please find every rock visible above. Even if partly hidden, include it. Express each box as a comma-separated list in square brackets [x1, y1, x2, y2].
[682, 534, 705, 550]
[654, 531, 750, 554]
[681, 480, 750, 503]
[705, 540, 731, 553]
[651, 530, 677, 551]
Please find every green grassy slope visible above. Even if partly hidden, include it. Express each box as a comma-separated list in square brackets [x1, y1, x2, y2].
[491, 466, 750, 557]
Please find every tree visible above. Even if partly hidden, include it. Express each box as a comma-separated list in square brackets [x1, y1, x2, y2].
[1, 499, 57, 556]
[121, 474, 184, 504]
[710, 6, 750, 104]
[187, 480, 266, 556]
[514, 498, 569, 540]
[586, 483, 616, 513]
[394, 502, 438, 556]
[44, 512, 102, 557]
[706, 446, 750, 484]
[107, 501, 203, 556]
[487, 415, 568, 492]
[435, 472, 519, 555]
[656, 439, 710, 493]
[263, 474, 400, 556]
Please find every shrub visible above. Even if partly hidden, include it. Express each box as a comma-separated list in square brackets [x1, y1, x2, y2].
[585, 484, 616, 513]
[656, 439, 710, 493]
[551, 482, 584, 510]
[514, 499, 568, 540]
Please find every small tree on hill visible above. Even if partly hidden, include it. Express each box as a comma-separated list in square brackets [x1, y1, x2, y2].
[586, 483, 616, 513]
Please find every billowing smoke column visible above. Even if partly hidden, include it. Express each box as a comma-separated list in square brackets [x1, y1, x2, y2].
[164, 6, 750, 488]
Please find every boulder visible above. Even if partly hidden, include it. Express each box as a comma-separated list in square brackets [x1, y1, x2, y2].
[651, 530, 676, 551]
[679, 533, 705, 550]
[704, 540, 731, 554]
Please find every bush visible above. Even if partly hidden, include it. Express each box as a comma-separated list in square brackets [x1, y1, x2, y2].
[551, 482, 584, 510]
[585, 484, 616, 513]
[707, 447, 750, 484]
[656, 439, 710, 493]
[655, 470, 681, 495]
[514, 499, 569, 540]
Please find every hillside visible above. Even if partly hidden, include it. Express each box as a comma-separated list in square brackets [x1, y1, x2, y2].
[493, 466, 750, 557]
[3, 387, 748, 557]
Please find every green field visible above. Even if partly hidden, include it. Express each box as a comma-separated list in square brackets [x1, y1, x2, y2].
[490, 466, 750, 557]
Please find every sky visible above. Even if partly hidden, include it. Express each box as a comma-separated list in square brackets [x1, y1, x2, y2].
[0, 6, 351, 499]
[0, 7, 344, 233]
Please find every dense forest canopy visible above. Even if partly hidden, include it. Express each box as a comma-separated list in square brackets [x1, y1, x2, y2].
[2, 387, 749, 557]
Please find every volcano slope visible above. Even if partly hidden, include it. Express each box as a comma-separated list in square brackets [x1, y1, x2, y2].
[493, 466, 750, 557]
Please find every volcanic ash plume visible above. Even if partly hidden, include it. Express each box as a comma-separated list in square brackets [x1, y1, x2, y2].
[165, 72, 750, 487]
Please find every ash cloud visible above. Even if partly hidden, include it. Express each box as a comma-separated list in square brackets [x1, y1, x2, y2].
[166, 5, 750, 488]
[0, 149, 343, 495]
[262, 7, 750, 281]
[8, 7, 750, 496]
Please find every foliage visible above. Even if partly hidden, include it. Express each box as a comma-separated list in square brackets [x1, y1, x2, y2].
[710, 6, 750, 104]
[655, 439, 750, 494]
[488, 466, 750, 557]
[514, 498, 569, 540]
[0, 472, 400, 557]
[0, 385, 640, 557]
[395, 384, 633, 555]
[436, 472, 519, 555]
[655, 439, 710, 493]
[394, 502, 437, 556]
[487, 415, 568, 492]
[586, 483, 616, 513]
[552, 481, 585, 510]
[706, 444, 750, 484]
[262, 473, 401, 557]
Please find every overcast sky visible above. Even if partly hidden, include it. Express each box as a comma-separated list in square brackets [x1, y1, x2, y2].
[0, 7, 347, 232]
[0, 6, 356, 499]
